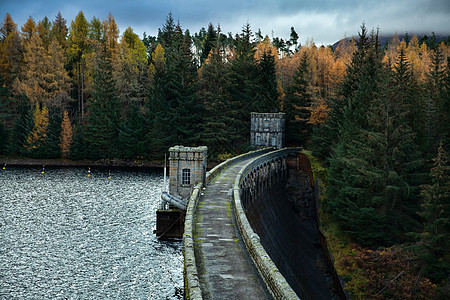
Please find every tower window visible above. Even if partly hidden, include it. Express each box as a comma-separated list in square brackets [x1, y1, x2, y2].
[182, 168, 191, 185]
[271, 137, 277, 146]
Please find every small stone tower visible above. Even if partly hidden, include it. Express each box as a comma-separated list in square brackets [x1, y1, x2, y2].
[168, 145, 208, 199]
[250, 112, 285, 149]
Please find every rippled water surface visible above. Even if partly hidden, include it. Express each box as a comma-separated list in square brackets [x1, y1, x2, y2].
[0, 167, 183, 299]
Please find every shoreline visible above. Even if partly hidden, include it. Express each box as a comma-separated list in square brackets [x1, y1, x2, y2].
[0, 157, 221, 169]
[0, 157, 164, 169]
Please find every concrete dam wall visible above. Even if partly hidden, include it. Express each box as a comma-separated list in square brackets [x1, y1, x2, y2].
[243, 158, 342, 299]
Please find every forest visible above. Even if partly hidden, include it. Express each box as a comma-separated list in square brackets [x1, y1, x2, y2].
[0, 11, 449, 298]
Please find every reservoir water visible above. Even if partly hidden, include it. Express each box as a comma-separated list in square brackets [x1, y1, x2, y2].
[0, 167, 183, 299]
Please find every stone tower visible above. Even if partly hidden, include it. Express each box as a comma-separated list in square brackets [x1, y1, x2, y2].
[168, 145, 208, 199]
[250, 112, 285, 149]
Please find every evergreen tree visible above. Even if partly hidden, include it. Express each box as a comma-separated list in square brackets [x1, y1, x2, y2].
[36, 17, 52, 49]
[119, 101, 145, 159]
[0, 74, 11, 154]
[68, 11, 90, 118]
[311, 24, 371, 158]
[146, 43, 171, 159]
[84, 43, 120, 158]
[285, 50, 311, 145]
[165, 24, 202, 146]
[255, 50, 279, 112]
[43, 105, 62, 158]
[0, 73, 12, 152]
[0, 20, 22, 86]
[199, 23, 217, 65]
[414, 142, 450, 283]
[441, 58, 450, 150]
[326, 28, 395, 246]
[198, 26, 231, 158]
[51, 12, 68, 48]
[423, 47, 445, 156]
[8, 95, 33, 155]
[157, 13, 176, 50]
[69, 123, 91, 160]
[290, 26, 299, 51]
[224, 23, 258, 152]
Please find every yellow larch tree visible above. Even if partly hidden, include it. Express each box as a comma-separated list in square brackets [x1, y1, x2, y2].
[13, 31, 70, 107]
[59, 110, 73, 158]
[13, 30, 47, 104]
[26, 105, 49, 150]
[255, 36, 279, 63]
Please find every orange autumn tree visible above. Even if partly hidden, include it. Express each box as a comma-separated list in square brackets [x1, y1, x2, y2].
[59, 110, 73, 158]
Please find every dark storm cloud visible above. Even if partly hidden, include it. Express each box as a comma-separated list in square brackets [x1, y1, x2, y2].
[1, 0, 449, 45]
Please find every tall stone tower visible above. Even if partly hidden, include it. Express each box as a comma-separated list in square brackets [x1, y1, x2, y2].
[250, 112, 285, 149]
[168, 145, 208, 199]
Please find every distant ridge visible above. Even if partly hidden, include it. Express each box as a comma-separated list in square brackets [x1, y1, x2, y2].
[332, 33, 450, 49]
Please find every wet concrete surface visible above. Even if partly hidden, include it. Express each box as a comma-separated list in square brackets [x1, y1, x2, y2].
[193, 159, 272, 299]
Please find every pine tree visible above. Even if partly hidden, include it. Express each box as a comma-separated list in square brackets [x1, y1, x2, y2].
[0, 18, 22, 86]
[166, 23, 202, 145]
[51, 12, 68, 48]
[327, 27, 394, 246]
[225, 23, 258, 152]
[44, 105, 62, 158]
[68, 11, 90, 118]
[8, 95, 33, 155]
[285, 49, 311, 145]
[199, 23, 217, 65]
[146, 43, 171, 159]
[312, 24, 372, 159]
[84, 43, 120, 158]
[415, 142, 450, 283]
[36, 17, 52, 49]
[198, 26, 231, 158]
[119, 101, 145, 159]
[157, 13, 176, 50]
[255, 50, 279, 112]
[0, 73, 11, 153]
[59, 110, 73, 158]
[423, 47, 445, 156]
[441, 58, 450, 150]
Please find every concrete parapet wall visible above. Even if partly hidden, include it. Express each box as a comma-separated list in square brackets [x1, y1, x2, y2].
[233, 148, 301, 300]
[183, 148, 272, 300]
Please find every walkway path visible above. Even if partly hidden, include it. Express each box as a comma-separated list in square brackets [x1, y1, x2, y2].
[193, 158, 271, 299]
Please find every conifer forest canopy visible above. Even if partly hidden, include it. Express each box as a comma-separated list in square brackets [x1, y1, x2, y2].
[0, 11, 449, 298]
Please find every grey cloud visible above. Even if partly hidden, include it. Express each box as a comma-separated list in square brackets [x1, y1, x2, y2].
[1, 0, 449, 45]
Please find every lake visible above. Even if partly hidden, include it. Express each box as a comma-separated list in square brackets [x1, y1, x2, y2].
[0, 166, 183, 299]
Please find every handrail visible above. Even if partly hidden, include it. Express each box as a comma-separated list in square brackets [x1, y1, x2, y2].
[233, 148, 302, 300]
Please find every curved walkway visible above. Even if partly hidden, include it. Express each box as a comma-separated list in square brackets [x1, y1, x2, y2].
[193, 158, 271, 299]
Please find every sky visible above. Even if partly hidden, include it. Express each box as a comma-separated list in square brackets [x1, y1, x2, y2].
[1, 0, 450, 46]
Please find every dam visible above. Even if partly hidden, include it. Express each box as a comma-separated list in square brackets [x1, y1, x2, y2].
[159, 147, 346, 299]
